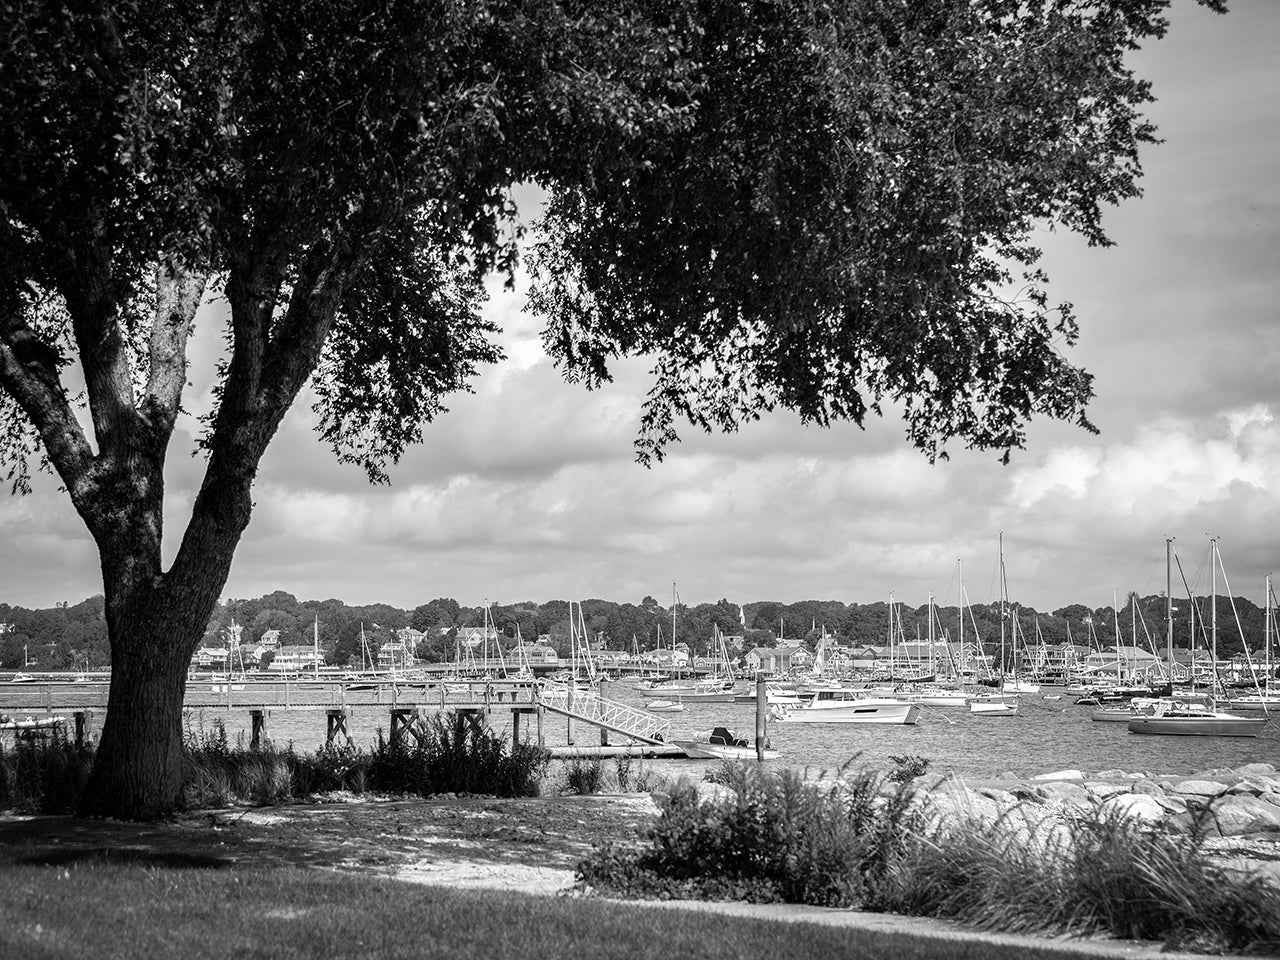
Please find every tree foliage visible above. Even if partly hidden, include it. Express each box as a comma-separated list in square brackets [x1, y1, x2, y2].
[0, 0, 1226, 818]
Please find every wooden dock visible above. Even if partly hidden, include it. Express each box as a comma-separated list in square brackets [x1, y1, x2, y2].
[0, 678, 687, 754]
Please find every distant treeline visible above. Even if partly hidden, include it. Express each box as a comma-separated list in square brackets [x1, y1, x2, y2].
[1, 590, 1271, 671]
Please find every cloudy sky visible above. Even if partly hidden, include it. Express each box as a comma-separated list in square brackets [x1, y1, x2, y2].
[3, 1, 1278, 615]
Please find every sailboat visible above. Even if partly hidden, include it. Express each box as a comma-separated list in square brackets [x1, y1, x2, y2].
[1226, 572, 1280, 712]
[969, 537, 1021, 715]
[1128, 539, 1267, 738]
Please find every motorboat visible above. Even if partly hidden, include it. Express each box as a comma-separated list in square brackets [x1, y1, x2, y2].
[770, 689, 919, 724]
[672, 726, 778, 761]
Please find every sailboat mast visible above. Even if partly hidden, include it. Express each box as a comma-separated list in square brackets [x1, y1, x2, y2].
[999, 532, 1007, 682]
[1113, 589, 1125, 681]
[1266, 572, 1274, 692]
[1166, 537, 1174, 679]
[313, 615, 320, 679]
[928, 592, 935, 676]
[1210, 537, 1219, 687]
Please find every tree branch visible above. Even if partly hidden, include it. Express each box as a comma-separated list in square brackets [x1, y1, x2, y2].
[141, 258, 206, 439]
[59, 238, 141, 468]
[0, 308, 97, 506]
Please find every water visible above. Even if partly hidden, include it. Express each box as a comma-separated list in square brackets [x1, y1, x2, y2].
[183, 684, 1280, 781]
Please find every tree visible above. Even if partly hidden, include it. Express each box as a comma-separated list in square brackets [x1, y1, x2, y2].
[0, 1, 1222, 818]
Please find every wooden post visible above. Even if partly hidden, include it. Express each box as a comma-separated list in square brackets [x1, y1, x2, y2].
[250, 709, 266, 750]
[73, 710, 90, 748]
[565, 683, 574, 745]
[326, 707, 350, 745]
[512, 710, 521, 746]
[536, 703, 545, 747]
[599, 724, 609, 747]
[390, 708, 410, 747]
[755, 675, 768, 762]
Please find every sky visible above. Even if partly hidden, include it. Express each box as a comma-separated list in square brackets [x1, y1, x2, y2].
[2, 1, 1278, 615]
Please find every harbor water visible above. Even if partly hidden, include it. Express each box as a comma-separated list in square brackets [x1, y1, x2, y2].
[181, 683, 1280, 781]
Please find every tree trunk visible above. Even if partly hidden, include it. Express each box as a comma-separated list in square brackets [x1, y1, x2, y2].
[78, 489, 246, 819]
[79, 619, 192, 819]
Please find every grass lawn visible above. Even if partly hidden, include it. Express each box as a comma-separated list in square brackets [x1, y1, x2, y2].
[0, 862, 1118, 960]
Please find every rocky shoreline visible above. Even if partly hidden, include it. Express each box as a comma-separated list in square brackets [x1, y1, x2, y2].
[928, 761, 1280, 838]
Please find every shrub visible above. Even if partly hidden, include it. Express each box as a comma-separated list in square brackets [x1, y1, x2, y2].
[578, 761, 926, 908]
[367, 713, 548, 798]
[565, 759, 605, 795]
[886, 754, 930, 784]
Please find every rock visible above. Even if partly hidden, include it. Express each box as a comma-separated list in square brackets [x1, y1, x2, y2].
[975, 786, 1018, 805]
[1209, 795, 1280, 836]
[1098, 793, 1166, 824]
[1093, 769, 1130, 781]
[927, 788, 1002, 827]
[1129, 778, 1166, 796]
[1152, 794, 1189, 815]
[1035, 780, 1090, 804]
[1085, 781, 1128, 800]
[999, 770, 1020, 781]
[1226, 777, 1275, 797]
[1234, 762, 1277, 777]
[1168, 779, 1230, 798]
[1032, 769, 1086, 782]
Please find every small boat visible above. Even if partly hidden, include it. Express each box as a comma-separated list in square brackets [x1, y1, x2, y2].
[672, 726, 778, 761]
[646, 699, 685, 713]
[7, 673, 37, 684]
[1044, 694, 1063, 701]
[968, 695, 1019, 716]
[771, 689, 919, 724]
[1128, 700, 1268, 737]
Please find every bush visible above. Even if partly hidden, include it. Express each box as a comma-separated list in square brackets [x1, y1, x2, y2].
[367, 713, 549, 798]
[578, 761, 926, 908]
[886, 754, 930, 784]
[565, 759, 605, 796]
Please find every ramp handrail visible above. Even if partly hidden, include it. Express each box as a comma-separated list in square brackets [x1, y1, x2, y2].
[537, 680, 670, 743]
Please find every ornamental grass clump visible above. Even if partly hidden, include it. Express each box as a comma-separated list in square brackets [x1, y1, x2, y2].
[880, 803, 1280, 955]
[0, 729, 93, 813]
[182, 722, 318, 807]
[577, 761, 925, 907]
[564, 758, 606, 796]
[367, 713, 549, 798]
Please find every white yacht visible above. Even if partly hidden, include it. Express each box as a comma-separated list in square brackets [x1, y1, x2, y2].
[770, 689, 919, 724]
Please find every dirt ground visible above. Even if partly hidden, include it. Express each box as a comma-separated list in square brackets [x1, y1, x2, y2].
[0, 792, 660, 893]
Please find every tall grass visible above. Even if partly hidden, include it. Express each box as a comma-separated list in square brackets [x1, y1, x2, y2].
[0, 729, 94, 813]
[886, 807, 1280, 954]
[578, 761, 1280, 955]
[1, 711, 549, 812]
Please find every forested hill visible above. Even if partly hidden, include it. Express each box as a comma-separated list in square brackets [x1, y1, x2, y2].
[1, 590, 1271, 671]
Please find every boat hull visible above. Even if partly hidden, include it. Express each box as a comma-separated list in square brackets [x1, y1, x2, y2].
[1128, 716, 1267, 737]
[773, 698, 920, 724]
[672, 740, 778, 760]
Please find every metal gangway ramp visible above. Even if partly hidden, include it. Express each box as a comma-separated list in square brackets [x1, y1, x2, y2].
[536, 680, 669, 744]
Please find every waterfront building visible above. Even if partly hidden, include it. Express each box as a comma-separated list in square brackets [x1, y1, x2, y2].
[269, 644, 325, 673]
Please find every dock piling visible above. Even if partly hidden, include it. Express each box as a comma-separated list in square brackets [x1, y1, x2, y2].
[73, 710, 91, 748]
[326, 707, 351, 744]
[250, 709, 267, 750]
[755, 676, 767, 762]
